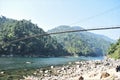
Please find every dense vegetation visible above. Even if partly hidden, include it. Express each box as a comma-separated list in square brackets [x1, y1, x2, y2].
[0, 16, 114, 57]
[0, 16, 69, 57]
[108, 38, 120, 59]
[48, 25, 113, 57]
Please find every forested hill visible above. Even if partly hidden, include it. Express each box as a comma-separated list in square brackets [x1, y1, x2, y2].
[0, 16, 70, 57]
[108, 38, 120, 59]
[48, 25, 114, 56]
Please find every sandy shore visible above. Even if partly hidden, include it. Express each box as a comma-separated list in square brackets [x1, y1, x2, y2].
[23, 57, 120, 80]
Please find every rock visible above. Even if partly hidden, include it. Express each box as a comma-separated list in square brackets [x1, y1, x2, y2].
[22, 58, 120, 80]
[26, 61, 32, 64]
[79, 76, 84, 80]
[75, 61, 80, 64]
[89, 73, 97, 77]
[33, 72, 37, 75]
[0, 71, 4, 74]
[61, 67, 65, 70]
[76, 65, 80, 68]
[39, 70, 43, 73]
[51, 66, 54, 69]
[104, 62, 110, 66]
[100, 72, 110, 79]
[44, 70, 49, 73]
[68, 62, 72, 64]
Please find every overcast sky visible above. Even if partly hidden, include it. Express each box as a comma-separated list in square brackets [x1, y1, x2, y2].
[0, 0, 120, 40]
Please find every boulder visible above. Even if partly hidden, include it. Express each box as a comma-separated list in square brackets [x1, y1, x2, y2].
[100, 72, 110, 79]
[79, 76, 84, 80]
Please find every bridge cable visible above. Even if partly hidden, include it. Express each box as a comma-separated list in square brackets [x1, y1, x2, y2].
[8, 26, 120, 44]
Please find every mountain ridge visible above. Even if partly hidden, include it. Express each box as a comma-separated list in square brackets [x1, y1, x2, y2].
[0, 16, 114, 57]
[48, 25, 114, 56]
[0, 16, 70, 57]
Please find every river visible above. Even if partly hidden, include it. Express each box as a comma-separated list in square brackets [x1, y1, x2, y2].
[0, 56, 103, 70]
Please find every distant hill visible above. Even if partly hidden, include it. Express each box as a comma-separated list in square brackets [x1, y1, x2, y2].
[108, 38, 120, 59]
[48, 25, 114, 56]
[0, 16, 69, 57]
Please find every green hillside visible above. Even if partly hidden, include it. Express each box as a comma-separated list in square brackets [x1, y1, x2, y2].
[48, 25, 113, 57]
[0, 16, 69, 57]
[108, 38, 120, 59]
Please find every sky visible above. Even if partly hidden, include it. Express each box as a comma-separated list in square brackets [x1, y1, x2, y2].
[0, 0, 120, 40]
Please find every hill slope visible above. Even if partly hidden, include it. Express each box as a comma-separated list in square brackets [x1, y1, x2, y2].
[0, 16, 69, 57]
[48, 25, 113, 56]
[108, 38, 120, 59]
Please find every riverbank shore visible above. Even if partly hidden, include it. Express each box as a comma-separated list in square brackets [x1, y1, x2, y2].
[22, 57, 120, 80]
[0, 57, 120, 80]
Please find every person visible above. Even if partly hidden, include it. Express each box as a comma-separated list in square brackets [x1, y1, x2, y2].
[116, 65, 120, 72]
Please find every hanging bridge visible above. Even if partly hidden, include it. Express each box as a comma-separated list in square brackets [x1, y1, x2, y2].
[8, 26, 120, 44]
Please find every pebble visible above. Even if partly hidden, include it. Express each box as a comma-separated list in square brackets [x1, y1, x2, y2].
[75, 61, 80, 64]
[0, 71, 4, 74]
[24, 58, 120, 80]
[51, 66, 54, 69]
[79, 76, 84, 80]
[26, 61, 31, 64]
[44, 70, 49, 73]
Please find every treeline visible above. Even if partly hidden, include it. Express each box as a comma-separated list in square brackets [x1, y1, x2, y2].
[0, 16, 69, 57]
[0, 16, 113, 57]
[108, 38, 120, 59]
[48, 25, 113, 57]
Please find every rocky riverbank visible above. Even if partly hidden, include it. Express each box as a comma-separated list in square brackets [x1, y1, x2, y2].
[23, 57, 120, 80]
